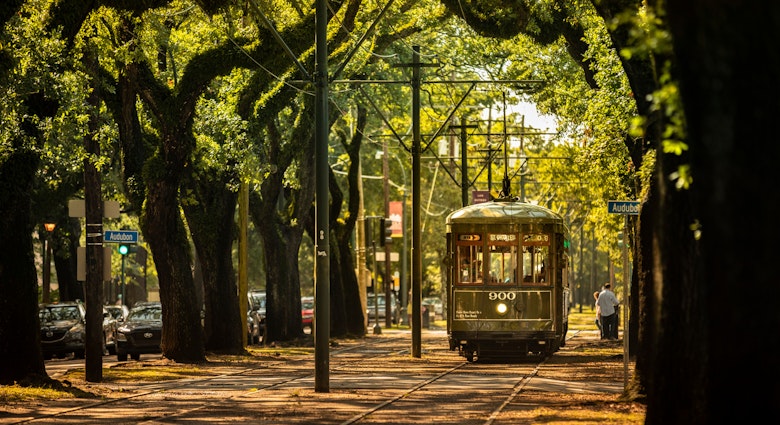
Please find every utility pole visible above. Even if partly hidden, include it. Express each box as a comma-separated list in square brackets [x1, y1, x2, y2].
[314, 0, 330, 392]
[411, 46, 422, 357]
[84, 47, 104, 383]
[450, 119, 478, 207]
[383, 140, 393, 328]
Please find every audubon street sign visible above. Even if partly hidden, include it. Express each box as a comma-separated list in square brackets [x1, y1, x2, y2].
[104, 230, 139, 244]
[607, 200, 640, 215]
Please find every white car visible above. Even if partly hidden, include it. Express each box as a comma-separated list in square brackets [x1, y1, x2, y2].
[422, 297, 443, 318]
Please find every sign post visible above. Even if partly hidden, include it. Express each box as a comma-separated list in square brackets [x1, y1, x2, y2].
[607, 200, 639, 390]
[104, 230, 138, 307]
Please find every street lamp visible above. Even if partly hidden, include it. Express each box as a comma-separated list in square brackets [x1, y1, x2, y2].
[42, 222, 56, 303]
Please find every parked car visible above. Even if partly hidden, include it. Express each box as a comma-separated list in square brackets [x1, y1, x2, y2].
[103, 305, 128, 355]
[116, 302, 162, 361]
[104, 304, 129, 322]
[301, 296, 314, 334]
[102, 307, 119, 355]
[247, 310, 260, 344]
[367, 293, 399, 325]
[39, 302, 86, 359]
[422, 297, 443, 319]
[248, 290, 266, 337]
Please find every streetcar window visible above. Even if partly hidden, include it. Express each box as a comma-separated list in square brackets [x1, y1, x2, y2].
[457, 243, 484, 285]
[522, 233, 550, 286]
[488, 233, 518, 285]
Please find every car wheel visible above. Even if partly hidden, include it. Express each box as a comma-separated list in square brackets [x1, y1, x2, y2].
[74, 350, 85, 359]
[117, 352, 128, 361]
[131, 353, 141, 361]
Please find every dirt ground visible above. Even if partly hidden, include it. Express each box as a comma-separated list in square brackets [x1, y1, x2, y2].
[5, 330, 646, 424]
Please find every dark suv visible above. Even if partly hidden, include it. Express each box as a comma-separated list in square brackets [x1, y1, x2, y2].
[116, 302, 162, 361]
[39, 302, 87, 359]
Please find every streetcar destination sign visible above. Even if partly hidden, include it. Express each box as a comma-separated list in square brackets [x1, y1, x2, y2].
[607, 200, 640, 215]
[104, 230, 139, 243]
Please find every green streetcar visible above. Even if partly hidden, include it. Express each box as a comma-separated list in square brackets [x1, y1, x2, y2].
[445, 198, 571, 362]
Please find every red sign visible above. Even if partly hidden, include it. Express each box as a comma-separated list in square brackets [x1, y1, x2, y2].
[389, 201, 403, 237]
[472, 190, 490, 204]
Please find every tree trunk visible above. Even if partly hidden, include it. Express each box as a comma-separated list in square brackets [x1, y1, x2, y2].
[332, 104, 369, 337]
[256, 215, 304, 343]
[52, 220, 84, 302]
[182, 170, 243, 353]
[657, 1, 780, 423]
[0, 93, 57, 384]
[141, 174, 205, 363]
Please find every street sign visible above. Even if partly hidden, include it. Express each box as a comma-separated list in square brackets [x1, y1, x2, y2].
[104, 230, 139, 244]
[607, 200, 640, 215]
[472, 190, 490, 204]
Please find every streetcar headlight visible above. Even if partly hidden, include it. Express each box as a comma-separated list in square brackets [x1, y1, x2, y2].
[496, 303, 508, 315]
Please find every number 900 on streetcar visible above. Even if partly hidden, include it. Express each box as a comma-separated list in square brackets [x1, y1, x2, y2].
[445, 199, 571, 362]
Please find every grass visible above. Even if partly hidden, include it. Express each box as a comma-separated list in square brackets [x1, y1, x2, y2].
[569, 305, 600, 330]
[0, 383, 76, 402]
[63, 365, 210, 382]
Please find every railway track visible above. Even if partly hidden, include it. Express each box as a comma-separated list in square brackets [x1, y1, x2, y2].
[5, 329, 628, 424]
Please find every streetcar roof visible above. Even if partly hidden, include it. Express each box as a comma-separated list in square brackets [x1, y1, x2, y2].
[446, 200, 564, 224]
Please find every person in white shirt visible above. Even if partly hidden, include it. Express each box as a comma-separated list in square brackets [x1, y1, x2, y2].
[596, 283, 620, 340]
[593, 291, 603, 339]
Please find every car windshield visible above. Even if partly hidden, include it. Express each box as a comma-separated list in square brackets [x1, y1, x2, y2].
[367, 295, 386, 307]
[105, 307, 124, 320]
[128, 307, 162, 321]
[39, 306, 81, 321]
[250, 293, 266, 308]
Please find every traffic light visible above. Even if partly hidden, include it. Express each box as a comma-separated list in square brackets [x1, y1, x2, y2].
[364, 218, 373, 246]
[379, 217, 393, 246]
[118, 244, 129, 255]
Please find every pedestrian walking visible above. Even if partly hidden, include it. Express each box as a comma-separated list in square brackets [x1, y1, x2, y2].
[596, 283, 620, 340]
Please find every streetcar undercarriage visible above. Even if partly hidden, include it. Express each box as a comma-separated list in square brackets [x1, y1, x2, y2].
[449, 331, 562, 362]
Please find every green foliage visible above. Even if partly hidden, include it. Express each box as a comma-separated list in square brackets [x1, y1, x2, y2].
[3, 0, 660, 345]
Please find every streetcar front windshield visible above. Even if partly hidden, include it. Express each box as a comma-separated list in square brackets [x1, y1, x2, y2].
[487, 233, 518, 285]
[522, 233, 550, 285]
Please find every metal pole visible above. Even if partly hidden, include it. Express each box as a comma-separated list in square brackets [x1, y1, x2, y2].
[383, 141, 392, 328]
[239, 182, 248, 346]
[372, 240, 381, 334]
[579, 225, 584, 312]
[622, 215, 630, 390]
[314, 0, 330, 393]
[42, 236, 51, 303]
[121, 255, 126, 308]
[460, 120, 468, 207]
[411, 45, 422, 357]
[401, 189, 408, 324]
